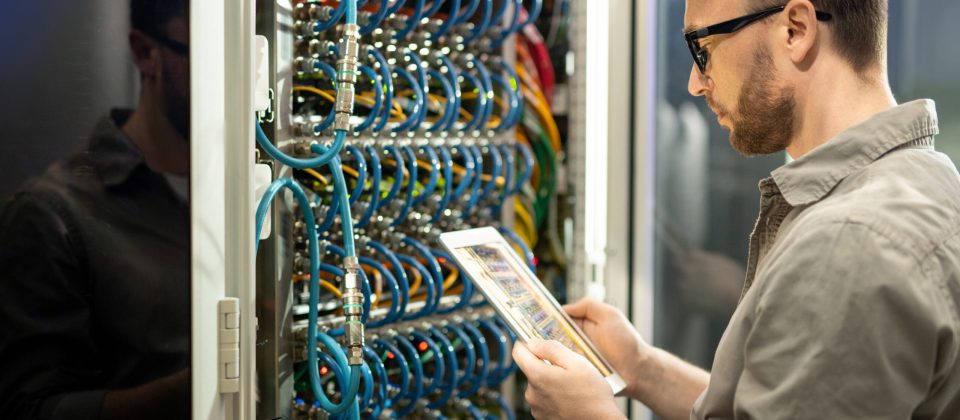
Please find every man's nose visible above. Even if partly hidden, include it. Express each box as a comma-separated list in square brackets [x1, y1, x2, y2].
[688, 63, 710, 97]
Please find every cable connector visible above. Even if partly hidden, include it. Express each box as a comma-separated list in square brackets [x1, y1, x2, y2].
[334, 24, 361, 132]
[341, 256, 365, 365]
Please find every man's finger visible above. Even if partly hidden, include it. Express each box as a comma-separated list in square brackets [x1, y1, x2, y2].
[525, 339, 583, 370]
[513, 342, 553, 382]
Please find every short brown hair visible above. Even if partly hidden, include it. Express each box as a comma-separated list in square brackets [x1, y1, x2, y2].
[752, 0, 888, 72]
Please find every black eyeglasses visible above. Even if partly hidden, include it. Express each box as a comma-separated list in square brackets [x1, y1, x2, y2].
[153, 33, 189, 56]
[684, 5, 832, 74]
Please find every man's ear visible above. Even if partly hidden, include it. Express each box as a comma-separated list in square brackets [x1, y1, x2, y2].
[780, 0, 821, 67]
[129, 30, 161, 80]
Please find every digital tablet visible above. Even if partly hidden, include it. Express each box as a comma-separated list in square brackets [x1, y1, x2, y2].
[439, 227, 627, 394]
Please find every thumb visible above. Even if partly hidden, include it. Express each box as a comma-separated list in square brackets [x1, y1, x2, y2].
[525, 339, 583, 370]
[563, 298, 603, 320]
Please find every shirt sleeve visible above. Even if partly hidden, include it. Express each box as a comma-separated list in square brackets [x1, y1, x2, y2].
[732, 221, 944, 419]
[0, 192, 106, 420]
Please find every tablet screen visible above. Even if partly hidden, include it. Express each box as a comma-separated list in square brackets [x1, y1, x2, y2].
[449, 240, 615, 378]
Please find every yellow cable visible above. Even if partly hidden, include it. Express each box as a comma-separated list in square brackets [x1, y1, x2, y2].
[293, 274, 343, 298]
[361, 264, 382, 308]
[302, 168, 329, 185]
[341, 164, 360, 179]
[517, 65, 562, 152]
[441, 264, 459, 291]
[402, 261, 422, 295]
[293, 85, 336, 102]
[514, 200, 538, 246]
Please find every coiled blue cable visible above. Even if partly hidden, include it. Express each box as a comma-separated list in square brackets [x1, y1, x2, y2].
[362, 346, 388, 417]
[314, 350, 363, 420]
[397, 254, 436, 319]
[423, 0, 445, 17]
[358, 256, 401, 327]
[471, 58, 494, 131]
[476, 318, 508, 387]
[436, 55, 462, 131]
[409, 331, 445, 395]
[391, 66, 425, 133]
[317, 262, 372, 328]
[404, 52, 429, 129]
[372, 337, 410, 407]
[426, 69, 456, 132]
[359, 0, 390, 35]
[495, 144, 514, 214]
[455, 0, 480, 25]
[313, 0, 348, 33]
[394, 0, 425, 40]
[411, 145, 440, 208]
[460, 72, 486, 131]
[381, 145, 405, 209]
[316, 332, 362, 416]
[392, 334, 425, 417]
[493, 392, 516, 420]
[451, 145, 475, 201]
[356, 145, 381, 228]
[315, 150, 358, 256]
[386, 0, 405, 15]
[490, 74, 520, 132]
[433, 0, 460, 39]
[433, 248, 473, 314]
[366, 242, 409, 320]
[344, 144, 367, 206]
[521, 0, 543, 28]
[479, 145, 502, 203]
[354, 65, 384, 132]
[459, 322, 489, 398]
[432, 145, 454, 222]
[391, 145, 418, 225]
[442, 324, 476, 387]
[490, 0, 508, 27]
[368, 48, 395, 133]
[513, 142, 534, 195]
[462, 0, 492, 44]
[492, 317, 519, 381]
[464, 145, 484, 216]
[426, 327, 459, 408]
[401, 236, 444, 310]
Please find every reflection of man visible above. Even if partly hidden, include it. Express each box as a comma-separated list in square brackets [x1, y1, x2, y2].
[0, 1, 191, 418]
[515, 1, 960, 419]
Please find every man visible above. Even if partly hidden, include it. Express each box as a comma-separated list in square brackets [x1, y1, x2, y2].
[0, 1, 191, 418]
[515, 0, 960, 418]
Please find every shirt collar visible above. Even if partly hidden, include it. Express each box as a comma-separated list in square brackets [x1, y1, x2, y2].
[767, 99, 939, 206]
[90, 109, 145, 187]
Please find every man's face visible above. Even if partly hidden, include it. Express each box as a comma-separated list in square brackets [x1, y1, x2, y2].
[685, 0, 796, 156]
[158, 17, 190, 141]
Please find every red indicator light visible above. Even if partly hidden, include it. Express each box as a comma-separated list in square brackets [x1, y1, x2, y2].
[320, 366, 329, 375]
[387, 351, 395, 360]
[418, 341, 428, 352]
[532, 257, 539, 267]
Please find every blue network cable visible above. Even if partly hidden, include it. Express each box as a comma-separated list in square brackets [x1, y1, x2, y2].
[391, 145, 418, 225]
[493, 317, 519, 380]
[392, 334, 425, 417]
[423, 0, 445, 17]
[432, 0, 460, 39]
[401, 236, 444, 310]
[436, 54, 462, 131]
[455, 0, 480, 25]
[366, 240, 410, 317]
[368, 48, 395, 133]
[494, 144, 514, 215]
[344, 144, 367, 206]
[493, 392, 516, 420]
[313, 0, 349, 32]
[409, 331, 445, 395]
[460, 72, 487, 131]
[426, 69, 456, 132]
[479, 145, 502, 203]
[476, 318, 508, 387]
[490, 74, 520, 132]
[317, 262, 372, 327]
[442, 324, 476, 387]
[381, 145, 405, 209]
[391, 66, 425, 133]
[358, 256, 401, 327]
[433, 248, 473, 314]
[465, 145, 484, 216]
[359, 0, 390, 35]
[397, 253, 436, 319]
[410, 145, 439, 208]
[372, 337, 410, 407]
[404, 52, 429, 129]
[432, 146, 454, 222]
[459, 322, 490, 398]
[451, 145, 475, 202]
[471, 58, 494, 131]
[513, 142, 534, 195]
[462, 0, 492, 44]
[354, 65, 384, 132]
[356, 145, 382, 228]
[426, 327, 459, 408]
[394, 0, 425, 40]
[362, 346, 388, 417]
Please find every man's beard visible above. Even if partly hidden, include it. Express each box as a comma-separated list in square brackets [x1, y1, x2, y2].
[162, 59, 190, 141]
[725, 46, 797, 157]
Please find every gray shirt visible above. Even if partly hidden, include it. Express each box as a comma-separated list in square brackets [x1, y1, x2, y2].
[691, 100, 960, 419]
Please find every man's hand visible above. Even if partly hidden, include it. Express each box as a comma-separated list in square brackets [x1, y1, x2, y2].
[563, 298, 652, 399]
[513, 339, 624, 420]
